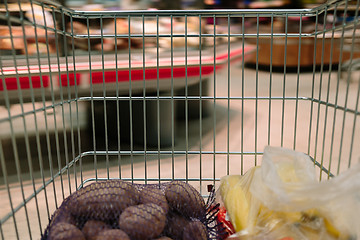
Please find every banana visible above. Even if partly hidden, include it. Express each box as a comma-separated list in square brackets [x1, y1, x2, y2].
[220, 163, 349, 239]
[220, 175, 249, 232]
[310, 209, 346, 239]
[219, 167, 259, 232]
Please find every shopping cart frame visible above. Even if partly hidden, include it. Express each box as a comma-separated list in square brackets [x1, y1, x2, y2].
[1, 0, 360, 239]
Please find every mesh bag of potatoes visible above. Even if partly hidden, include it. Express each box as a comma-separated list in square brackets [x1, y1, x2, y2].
[42, 180, 226, 240]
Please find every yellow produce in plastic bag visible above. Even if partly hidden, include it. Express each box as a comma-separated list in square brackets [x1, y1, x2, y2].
[219, 167, 259, 232]
[219, 147, 358, 240]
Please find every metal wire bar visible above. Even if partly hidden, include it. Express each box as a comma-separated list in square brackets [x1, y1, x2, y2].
[129, 15, 134, 184]
[185, 15, 189, 183]
[68, 15, 78, 191]
[293, 13, 303, 150]
[115, 16, 122, 180]
[281, 13, 288, 147]
[313, 7, 329, 169]
[70, 5, 347, 17]
[199, 14, 203, 192]
[70, 12, 83, 188]
[52, 8, 66, 201]
[241, 15, 245, 175]
[60, 8, 73, 194]
[212, 15, 216, 186]
[0, 220, 4, 239]
[23, 0, 50, 229]
[307, 11, 319, 157]
[171, 15, 175, 181]
[142, 15, 147, 183]
[0, 13, 357, 38]
[255, 14, 259, 165]
[2, 96, 359, 125]
[0, 96, 19, 239]
[1, 20, 356, 40]
[348, 73, 360, 168]
[19, 0, 345, 15]
[80, 150, 265, 156]
[346, 0, 360, 170]
[100, 16, 110, 179]
[87, 17, 98, 181]
[337, 0, 358, 173]
[68, 32, 321, 39]
[227, 14, 230, 175]
[268, 14, 274, 146]
[320, 4, 340, 180]
[82, 177, 221, 183]
[40, 2, 59, 212]
[156, 15, 161, 184]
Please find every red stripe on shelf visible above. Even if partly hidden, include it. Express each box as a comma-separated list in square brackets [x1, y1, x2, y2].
[59, 73, 81, 86]
[91, 66, 214, 84]
[0, 76, 49, 91]
[1, 46, 253, 75]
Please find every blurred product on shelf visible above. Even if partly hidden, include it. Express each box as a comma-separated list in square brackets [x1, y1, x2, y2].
[0, 4, 56, 56]
[244, 13, 360, 69]
[68, 16, 206, 52]
[0, 27, 25, 51]
[0, 25, 56, 56]
[24, 5, 55, 28]
[1, 0, 357, 60]
[69, 18, 132, 51]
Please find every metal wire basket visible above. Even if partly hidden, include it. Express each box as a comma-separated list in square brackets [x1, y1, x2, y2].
[0, 0, 359, 239]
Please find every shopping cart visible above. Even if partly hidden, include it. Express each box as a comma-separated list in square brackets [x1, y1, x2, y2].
[0, 0, 359, 239]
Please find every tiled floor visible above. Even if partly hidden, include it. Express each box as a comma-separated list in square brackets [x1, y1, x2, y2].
[1, 63, 359, 239]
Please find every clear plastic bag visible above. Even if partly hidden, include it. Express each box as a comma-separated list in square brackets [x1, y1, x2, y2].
[220, 146, 360, 240]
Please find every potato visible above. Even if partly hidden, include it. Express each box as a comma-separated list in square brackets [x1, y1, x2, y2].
[165, 181, 205, 219]
[163, 212, 189, 240]
[95, 229, 130, 240]
[48, 222, 85, 240]
[82, 220, 111, 240]
[182, 221, 207, 240]
[140, 186, 169, 213]
[69, 180, 140, 222]
[119, 203, 166, 240]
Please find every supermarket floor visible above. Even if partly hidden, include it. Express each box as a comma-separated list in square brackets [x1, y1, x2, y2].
[1, 63, 360, 239]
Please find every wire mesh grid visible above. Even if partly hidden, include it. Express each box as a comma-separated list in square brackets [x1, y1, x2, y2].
[0, 0, 360, 239]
